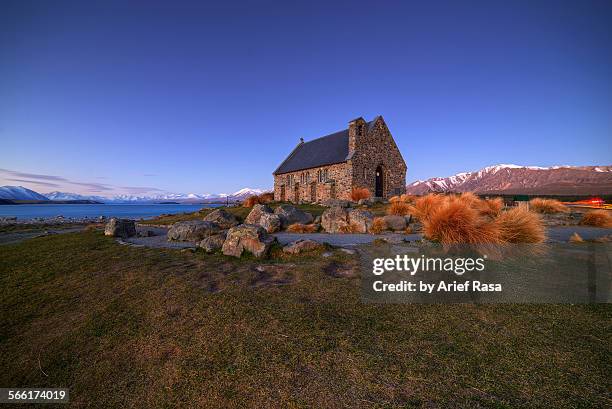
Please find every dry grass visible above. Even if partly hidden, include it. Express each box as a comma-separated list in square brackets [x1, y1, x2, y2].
[0, 231, 609, 407]
[409, 194, 446, 221]
[579, 210, 612, 228]
[390, 194, 417, 204]
[496, 206, 546, 243]
[423, 200, 503, 244]
[478, 197, 504, 217]
[369, 217, 387, 234]
[411, 193, 546, 245]
[244, 192, 274, 207]
[338, 223, 360, 233]
[350, 187, 371, 201]
[286, 223, 319, 233]
[387, 201, 412, 216]
[529, 198, 568, 214]
[569, 232, 584, 243]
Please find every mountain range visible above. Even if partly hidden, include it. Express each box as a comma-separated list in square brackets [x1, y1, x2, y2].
[0, 187, 269, 203]
[406, 164, 612, 195]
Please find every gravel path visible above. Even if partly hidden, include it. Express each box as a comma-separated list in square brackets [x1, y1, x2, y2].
[546, 226, 611, 242]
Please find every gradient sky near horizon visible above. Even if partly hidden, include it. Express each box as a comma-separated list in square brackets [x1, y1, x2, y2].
[1, 0, 611, 196]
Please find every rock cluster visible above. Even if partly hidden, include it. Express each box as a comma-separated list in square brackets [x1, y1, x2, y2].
[321, 207, 374, 233]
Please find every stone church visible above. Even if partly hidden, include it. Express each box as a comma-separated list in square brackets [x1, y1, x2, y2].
[273, 116, 406, 203]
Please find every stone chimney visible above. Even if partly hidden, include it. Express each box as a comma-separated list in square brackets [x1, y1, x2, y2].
[348, 116, 366, 155]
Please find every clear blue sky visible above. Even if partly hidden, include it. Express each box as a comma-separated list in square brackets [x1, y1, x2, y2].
[1, 0, 610, 196]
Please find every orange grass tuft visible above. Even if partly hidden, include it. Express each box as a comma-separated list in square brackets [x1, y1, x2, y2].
[286, 223, 318, 233]
[387, 201, 412, 216]
[422, 199, 502, 244]
[351, 187, 371, 202]
[495, 206, 546, 243]
[579, 210, 612, 228]
[338, 223, 360, 233]
[243, 192, 274, 207]
[369, 217, 387, 234]
[529, 198, 568, 214]
[478, 197, 504, 217]
[410, 194, 446, 221]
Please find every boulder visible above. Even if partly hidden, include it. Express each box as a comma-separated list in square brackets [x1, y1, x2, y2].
[104, 218, 136, 238]
[383, 215, 407, 231]
[259, 212, 282, 233]
[167, 220, 223, 241]
[203, 208, 239, 229]
[274, 204, 314, 228]
[347, 209, 374, 233]
[199, 232, 227, 253]
[222, 224, 276, 258]
[244, 204, 273, 225]
[282, 239, 324, 254]
[321, 206, 350, 233]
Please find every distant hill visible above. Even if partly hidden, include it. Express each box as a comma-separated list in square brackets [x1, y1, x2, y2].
[0, 186, 50, 201]
[406, 165, 612, 195]
[0, 186, 271, 204]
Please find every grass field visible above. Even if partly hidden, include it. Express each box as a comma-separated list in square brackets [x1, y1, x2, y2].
[0, 232, 610, 408]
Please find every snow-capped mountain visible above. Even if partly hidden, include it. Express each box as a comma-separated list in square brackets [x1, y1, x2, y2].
[44, 191, 107, 202]
[406, 165, 612, 195]
[0, 186, 50, 201]
[37, 188, 270, 203]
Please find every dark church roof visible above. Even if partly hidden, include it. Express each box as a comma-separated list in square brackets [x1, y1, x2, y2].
[273, 117, 378, 175]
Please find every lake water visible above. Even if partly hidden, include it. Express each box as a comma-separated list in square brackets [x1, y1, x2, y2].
[0, 203, 222, 220]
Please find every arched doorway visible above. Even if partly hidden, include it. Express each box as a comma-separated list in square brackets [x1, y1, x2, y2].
[375, 166, 384, 197]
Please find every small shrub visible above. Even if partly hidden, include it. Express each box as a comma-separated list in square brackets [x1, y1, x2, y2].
[579, 210, 612, 228]
[410, 194, 446, 221]
[351, 187, 371, 202]
[387, 201, 411, 216]
[370, 217, 387, 234]
[529, 198, 568, 214]
[243, 195, 260, 207]
[399, 194, 417, 203]
[287, 223, 318, 233]
[496, 207, 546, 243]
[259, 192, 274, 203]
[423, 200, 502, 244]
[478, 197, 504, 217]
[338, 223, 360, 233]
[243, 192, 274, 207]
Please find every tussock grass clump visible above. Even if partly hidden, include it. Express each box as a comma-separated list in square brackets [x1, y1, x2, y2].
[338, 223, 360, 233]
[387, 201, 411, 216]
[351, 187, 371, 202]
[529, 198, 568, 214]
[244, 192, 274, 207]
[390, 194, 417, 204]
[579, 210, 612, 228]
[410, 193, 545, 245]
[286, 223, 318, 233]
[495, 207, 546, 243]
[409, 194, 446, 222]
[369, 217, 387, 234]
[423, 200, 502, 244]
[478, 197, 504, 217]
